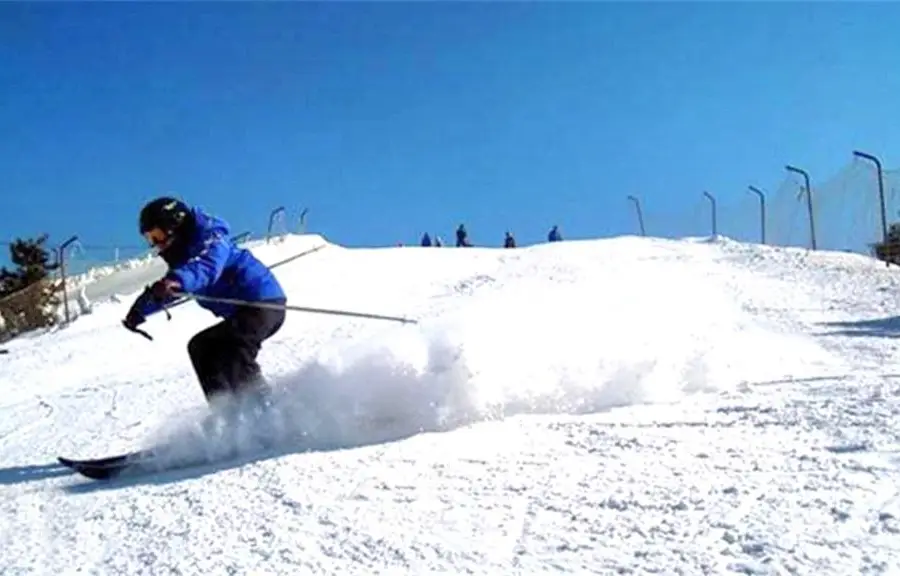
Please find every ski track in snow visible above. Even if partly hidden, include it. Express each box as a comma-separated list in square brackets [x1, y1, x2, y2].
[1, 233, 899, 574]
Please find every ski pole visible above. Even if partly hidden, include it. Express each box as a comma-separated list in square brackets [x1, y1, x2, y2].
[175, 292, 418, 324]
[122, 320, 154, 341]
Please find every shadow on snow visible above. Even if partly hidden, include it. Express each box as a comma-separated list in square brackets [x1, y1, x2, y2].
[818, 316, 900, 339]
[0, 462, 73, 486]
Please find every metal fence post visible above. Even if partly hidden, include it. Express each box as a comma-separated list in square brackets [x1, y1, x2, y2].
[626, 195, 646, 236]
[267, 206, 286, 244]
[852, 150, 887, 244]
[299, 207, 309, 234]
[703, 191, 717, 236]
[786, 165, 816, 250]
[58, 235, 79, 323]
[748, 185, 766, 245]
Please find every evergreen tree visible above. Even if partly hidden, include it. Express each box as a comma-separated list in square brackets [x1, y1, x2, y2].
[0, 234, 61, 336]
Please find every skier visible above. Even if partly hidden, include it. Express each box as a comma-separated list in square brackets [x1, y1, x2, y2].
[503, 231, 516, 248]
[123, 197, 287, 404]
[548, 225, 562, 242]
[456, 224, 471, 247]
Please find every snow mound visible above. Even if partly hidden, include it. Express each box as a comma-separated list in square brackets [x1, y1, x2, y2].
[2, 233, 896, 575]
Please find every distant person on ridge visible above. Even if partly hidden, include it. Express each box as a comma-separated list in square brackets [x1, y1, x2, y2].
[434, 235, 444, 247]
[548, 225, 562, 242]
[456, 224, 471, 247]
[122, 197, 287, 405]
[504, 231, 516, 248]
[420, 232, 432, 247]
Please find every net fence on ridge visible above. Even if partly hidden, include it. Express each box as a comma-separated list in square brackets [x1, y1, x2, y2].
[633, 156, 894, 258]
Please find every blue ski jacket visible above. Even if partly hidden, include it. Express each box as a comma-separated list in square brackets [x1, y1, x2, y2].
[139, 208, 286, 319]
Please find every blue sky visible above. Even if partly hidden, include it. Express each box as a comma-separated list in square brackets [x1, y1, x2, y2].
[2, 2, 900, 269]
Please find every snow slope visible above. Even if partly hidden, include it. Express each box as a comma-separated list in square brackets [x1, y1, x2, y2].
[1, 234, 899, 575]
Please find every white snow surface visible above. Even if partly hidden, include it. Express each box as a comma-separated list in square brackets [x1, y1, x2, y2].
[2, 234, 900, 575]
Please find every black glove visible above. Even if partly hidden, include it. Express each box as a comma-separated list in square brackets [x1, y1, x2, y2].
[123, 298, 146, 331]
[121, 290, 154, 340]
[149, 277, 181, 302]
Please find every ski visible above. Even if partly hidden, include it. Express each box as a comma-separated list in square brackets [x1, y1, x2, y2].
[58, 401, 283, 481]
[58, 445, 243, 481]
[58, 449, 157, 480]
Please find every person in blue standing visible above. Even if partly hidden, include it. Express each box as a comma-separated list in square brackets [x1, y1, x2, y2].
[548, 225, 562, 242]
[123, 197, 287, 404]
[455, 224, 471, 247]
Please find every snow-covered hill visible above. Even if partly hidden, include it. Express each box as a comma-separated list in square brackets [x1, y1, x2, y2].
[1, 234, 899, 574]
[58, 233, 316, 314]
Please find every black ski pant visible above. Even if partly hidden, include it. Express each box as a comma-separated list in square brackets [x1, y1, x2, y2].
[187, 299, 286, 402]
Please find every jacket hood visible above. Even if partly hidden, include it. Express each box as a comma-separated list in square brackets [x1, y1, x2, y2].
[191, 207, 231, 238]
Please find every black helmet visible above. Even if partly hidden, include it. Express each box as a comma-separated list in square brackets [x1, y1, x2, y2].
[139, 197, 191, 236]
